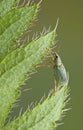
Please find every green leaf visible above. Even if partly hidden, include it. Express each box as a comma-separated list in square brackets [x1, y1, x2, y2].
[4, 86, 68, 130]
[0, 4, 38, 61]
[0, 0, 17, 18]
[0, 30, 55, 126]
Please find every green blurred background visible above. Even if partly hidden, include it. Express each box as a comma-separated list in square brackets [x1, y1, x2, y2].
[9, 0, 83, 130]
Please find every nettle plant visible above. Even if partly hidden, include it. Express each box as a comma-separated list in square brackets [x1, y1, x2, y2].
[0, 0, 69, 130]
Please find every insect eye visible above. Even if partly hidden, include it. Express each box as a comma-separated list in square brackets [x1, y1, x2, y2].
[56, 55, 58, 58]
[54, 55, 58, 62]
[55, 55, 58, 60]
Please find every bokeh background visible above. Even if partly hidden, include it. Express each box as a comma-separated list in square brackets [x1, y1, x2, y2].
[9, 0, 83, 130]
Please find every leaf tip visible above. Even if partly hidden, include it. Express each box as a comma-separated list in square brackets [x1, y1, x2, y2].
[54, 17, 59, 33]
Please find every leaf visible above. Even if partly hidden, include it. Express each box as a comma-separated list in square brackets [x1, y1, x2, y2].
[0, 0, 17, 18]
[0, 4, 38, 61]
[0, 30, 55, 126]
[4, 86, 68, 130]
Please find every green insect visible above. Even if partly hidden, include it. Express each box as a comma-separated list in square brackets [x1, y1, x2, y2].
[53, 52, 69, 91]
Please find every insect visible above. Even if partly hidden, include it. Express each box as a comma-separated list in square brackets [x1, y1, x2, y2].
[36, 48, 69, 95]
[53, 52, 69, 93]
